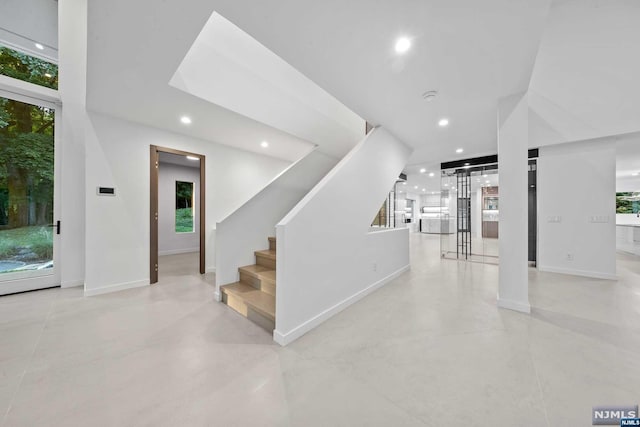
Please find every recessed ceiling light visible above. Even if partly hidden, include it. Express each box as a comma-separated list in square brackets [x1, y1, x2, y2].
[402, 182, 407, 185]
[419, 168, 426, 173]
[456, 148, 464, 154]
[422, 188, 426, 192]
[444, 183, 449, 187]
[34, 43, 44, 50]
[486, 180, 490, 183]
[180, 116, 192, 124]
[633, 172, 639, 176]
[186, 155, 199, 161]
[438, 118, 449, 127]
[483, 174, 487, 178]
[414, 185, 418, 189]
[429, 172, 435, 177]
[395, 37, 411, 54]
[261, 141, 269, 148]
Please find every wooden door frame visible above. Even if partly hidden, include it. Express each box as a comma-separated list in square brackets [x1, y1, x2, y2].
[150, 145, 206, 284]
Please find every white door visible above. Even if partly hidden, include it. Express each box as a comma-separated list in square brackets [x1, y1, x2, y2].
[0, 90, 60, 294]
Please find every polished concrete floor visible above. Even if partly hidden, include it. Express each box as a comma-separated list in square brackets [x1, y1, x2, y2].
[1, 236, 640, 426]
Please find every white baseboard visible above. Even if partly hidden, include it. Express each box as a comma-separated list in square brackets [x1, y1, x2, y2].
[61, 280, 84, 289]
[537, 265, 618, 281]
[158, 248, 199, 256]
[84, 279, 149, 297]
[497, 294, 531, 314]
[206, 266, 216, 273]
[273, 264, 410, 346]
[214, 289, 222, 302]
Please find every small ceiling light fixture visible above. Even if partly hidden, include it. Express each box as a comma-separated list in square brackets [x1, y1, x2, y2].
[438, 118, 449, 127]
[633, 172, 639, 176]
[429, 172, 435, 177]
[422, 188, 426, 192]
[34, 43, 44, 50]
[261, 141, 269, 148]
[456, 148, 464, 154]
[395, 37, 411, 54]
[420, 168, 426, 173]
[444, 183, 449, 187]
[186, 155, 199, 161]
[402, 182, 407, 185]
[422, 90, 438, 101]
[180, 116, 192, 125]
[414, 185, 418, 189]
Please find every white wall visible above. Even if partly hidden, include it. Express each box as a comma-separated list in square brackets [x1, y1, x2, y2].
[215, 149, 337, 293]
[84, 112, 290, 295]
[538, 139, 617, 280]
[617, 214, 640, 226]
[158, 163, 200, 256]
[274, 127, 413, 345]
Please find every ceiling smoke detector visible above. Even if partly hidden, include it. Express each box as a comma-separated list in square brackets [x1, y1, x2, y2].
[422, 90, 438, 101]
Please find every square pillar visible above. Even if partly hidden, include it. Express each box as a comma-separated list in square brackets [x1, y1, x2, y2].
[497, 93, 530, 313]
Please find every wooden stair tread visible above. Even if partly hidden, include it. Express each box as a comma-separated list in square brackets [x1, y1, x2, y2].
[259, 270, 276, 281]
[221, 282, 275, 320]
[254, 249, 276, 260]
[239, 264, 272, 274]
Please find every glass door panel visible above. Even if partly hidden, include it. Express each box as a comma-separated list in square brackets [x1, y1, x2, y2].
[441, 164, 499, 265]
[0, 93, 59, 294]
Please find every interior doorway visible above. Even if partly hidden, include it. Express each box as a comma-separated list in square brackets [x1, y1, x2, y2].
[150, 146, 205, 284]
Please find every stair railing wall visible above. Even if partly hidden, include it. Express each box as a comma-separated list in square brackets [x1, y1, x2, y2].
[274, 127, 413, 345]
[214, 149, 338, 300]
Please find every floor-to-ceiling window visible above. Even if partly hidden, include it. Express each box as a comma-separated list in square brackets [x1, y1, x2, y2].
[0, 45, 60, 294]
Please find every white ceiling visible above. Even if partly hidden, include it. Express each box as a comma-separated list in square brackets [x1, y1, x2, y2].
[208, 0, 552, 166]
[169, 12, 364, 159]
[529, 0, 640, 148]
[75, 0, 640, 172]
[158, 152, 200, 169]
[85, 1, 319, 163]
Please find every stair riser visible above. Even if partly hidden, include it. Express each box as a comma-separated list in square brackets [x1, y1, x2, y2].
[247, 308, 275, 331]
[261, 280, 276, 296]
[239, 271, 276, 296]
[239, 272, 261, 289]
[222, 292, 248, 317]
[255, 254, 276, 270]
[269, 239, 276, 251]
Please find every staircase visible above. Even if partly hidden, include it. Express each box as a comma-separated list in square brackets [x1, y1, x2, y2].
[220, 236, 276, 331]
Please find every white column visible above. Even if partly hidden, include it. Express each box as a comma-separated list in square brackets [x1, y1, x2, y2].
[497, 92, 530, 313]
[58, 0, 88, 288]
